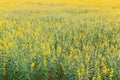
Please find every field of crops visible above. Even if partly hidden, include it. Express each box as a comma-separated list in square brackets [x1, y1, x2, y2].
[0, 0, 120, 80]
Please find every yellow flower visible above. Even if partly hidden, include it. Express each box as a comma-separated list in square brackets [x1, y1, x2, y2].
[57, 46, 61, 53]
[110, 68, 114, 77]
[0, 23, 2, 27]
[68, 53, 72, 59]
[80, 33, 83, 40]
[101, 57, 105, 62]
[8, 42, 13, 48]
[102, 42, 108, 47]
[97, 75, 101, 80]
[0, 45, 2, 51]
[27, 21, 31, 29]
[43, 58, 47, 65]
[92, 77, 95, 80]
[41, 43, 51, 56]
[86, 54, 90, 61]
[117, 34, 120, 39]
[111, 46, 115, 53]
[36, 27, 41, 32]
[8, 32, 13, 39]
[109, 26, 112, 31]
[118, 50, 120, 58]
[83, 45, 89, 51]
[31, 63, 35, 68]
[70, 46, 74, 54]
[77, 70, 81, 79]
[95, 61, 98, 67]
[103, 66, 108, 74]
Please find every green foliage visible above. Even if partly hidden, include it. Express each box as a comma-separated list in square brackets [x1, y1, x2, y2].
[0, 5, 120, 80]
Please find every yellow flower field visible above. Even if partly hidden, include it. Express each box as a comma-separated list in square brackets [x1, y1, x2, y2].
[0, 0, 120, 80]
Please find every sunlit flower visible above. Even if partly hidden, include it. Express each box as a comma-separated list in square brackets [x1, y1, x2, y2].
[31, 63, 35, 68]
[103, 66, 108, 74]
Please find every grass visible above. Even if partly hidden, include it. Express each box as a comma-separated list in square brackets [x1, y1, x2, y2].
[0, 0, 120, 80]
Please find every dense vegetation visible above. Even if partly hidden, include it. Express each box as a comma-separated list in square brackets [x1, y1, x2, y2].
[0, 1, 120, 80]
